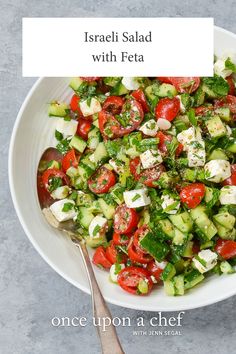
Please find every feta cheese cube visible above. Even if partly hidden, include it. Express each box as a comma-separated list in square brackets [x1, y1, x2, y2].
[156, 118, 172, 130]
[123, 189, 151, 208]
[89, 215, 107, 238]
[56, 118, 78, 137]
[177, 127, 197, 151]
[139, 119, 159, 136]
[79, 97, 102, 117]
[50, 199, 77, 222]
[140, 149, 163, 169]
[204, 160, 231, 183]
[121, 77, 140, 90]
[109, 159, 124, 174]
[214, 59, 232, 78]
[110, 263, 125, 283]
[193, 250, 218, 274]
[187, 141, 206, 167]
[161, 194, 180, 215]
[220, 186, 236, 205]
[51, 186, 70, 200]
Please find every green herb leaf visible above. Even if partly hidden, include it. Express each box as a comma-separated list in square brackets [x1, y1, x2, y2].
[225, 57, 236, 73]
[62, 202, 74, 212]
[187, 108, 198, 127]
[48, 177, 63, 192]
[55, 130, 63, 141]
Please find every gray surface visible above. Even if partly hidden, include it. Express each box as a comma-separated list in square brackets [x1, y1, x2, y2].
[1, 1, 236, 353]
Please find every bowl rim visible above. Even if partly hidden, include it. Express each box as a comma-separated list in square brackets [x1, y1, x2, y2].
[8, 25, 236, 311]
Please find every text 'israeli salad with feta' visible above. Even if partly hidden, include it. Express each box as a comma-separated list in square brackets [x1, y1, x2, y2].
[38, 56, 236, 296]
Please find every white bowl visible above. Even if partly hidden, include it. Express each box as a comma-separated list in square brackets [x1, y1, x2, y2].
[9, 26, 236, 311]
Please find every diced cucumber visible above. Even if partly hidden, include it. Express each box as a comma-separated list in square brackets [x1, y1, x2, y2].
[174, 275, 185, 296]
[70, 135, 87, 153]
[137, 279, 149, 294]
[169, 212, 193, 233]
[111, 82, 129, 95]
[190, 206, 218, 240]
[93, 142, 108, 163]
[85, 234, 106, 248]
[173, 229, 188, 246]
[69, 77, 83, 91]
[208, 148, 228, 161]
[139, 232, 170, 262]
[145, 84, 159, 101]
[93, 119, 99, 128]
[183, 241, 193, 257]
[76, 192, 94, 206]
[200, 240, 214, 250]
[98, 199, 115, 219]
[138, 209, 150, 226]
[157, 219, 175, 239]
[161, 263, 176, 281]
[164, 279, 175, 296]
[103, 77, 121, 87]
[47, 160, 61, 170]
[220, 261, 235, 274]
[48, 101, 69, 117]
[66, 166, 79, 178]
[164, 275, 185, 296]
[184, 269, 204, 290]
[213, 212, 235, 230]
[216, 225, 236, 240]
[226, 138, 236, 153]
[214, 107, 231, 122]
[205, 116, 226, 138]
[156, 83, 177, 97]
[77, 207, 94, 229]
[110, 184, 125, 205]
[77, 165, 93, 179]
[87, 127, 102, 150]
[194, 87, 205, 106]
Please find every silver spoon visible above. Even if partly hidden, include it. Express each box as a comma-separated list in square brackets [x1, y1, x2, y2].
[37, 147, 124, 354]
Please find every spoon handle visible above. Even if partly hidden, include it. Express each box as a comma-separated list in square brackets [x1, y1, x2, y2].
[77, 242, 125, 354]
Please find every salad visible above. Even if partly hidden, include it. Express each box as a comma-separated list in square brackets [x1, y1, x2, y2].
[38, 57, 236, 297]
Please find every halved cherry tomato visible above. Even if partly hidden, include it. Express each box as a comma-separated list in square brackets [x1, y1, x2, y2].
[168, 77, 200, 94]
[180, 183, 205, 209]
[222, 165, 236, 186]
[215, 239, 236, 260]
[128, 241, 153, 264]
[76, 118, 92, 140]
[113, 232, 131, 246]
[133, 225, 150, 253]
[41, 168, 69, 190]
[129, 156, 165, 188]
[155, 97, 180, 122]
[131, 89, 150, 113]
[156, 77, 172, 84]
[114, 204, 139, 234]
[105, 241, 127, 264]
[226, 76, 236, 96]
[117, 266, 153, 295]
[92, 246, 112, 269]
[98, 98, 144, 139]
[80, 77, 100, 81]
[194, 105, 214, 116]
[147, 260, 165, 281]
[70, 94, 83, 116]
[61, 149, 78, 172]
[103, 96, 124, 115]
[156, 131, 183, 157]
[88, 166, 116, 194]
